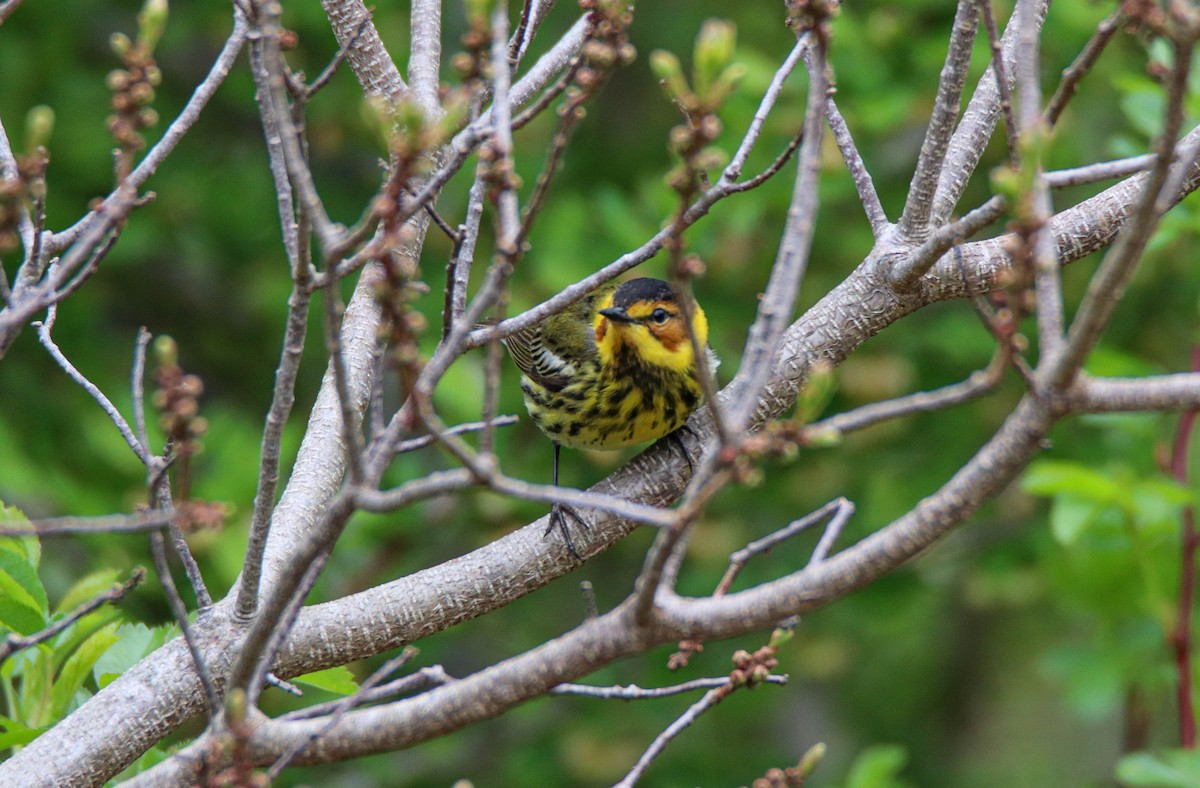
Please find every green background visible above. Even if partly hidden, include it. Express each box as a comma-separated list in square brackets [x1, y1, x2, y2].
[2, 0, 1199, 785]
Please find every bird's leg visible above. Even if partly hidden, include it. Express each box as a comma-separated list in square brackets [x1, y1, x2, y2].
[547, 442, 589, 559]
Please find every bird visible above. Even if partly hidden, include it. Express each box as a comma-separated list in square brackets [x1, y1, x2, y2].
[503, 277, 716, 557]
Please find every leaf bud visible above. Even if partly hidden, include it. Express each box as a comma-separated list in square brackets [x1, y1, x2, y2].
[650, 50, 689, 102]
[137, 0, 169, 52]
[24, 105, 55, 151]
[110, 32, 132, 58]
[693, 19, 736, 98]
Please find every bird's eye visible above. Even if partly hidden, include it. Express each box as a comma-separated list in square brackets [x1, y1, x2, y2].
[650, 308, 670, 324]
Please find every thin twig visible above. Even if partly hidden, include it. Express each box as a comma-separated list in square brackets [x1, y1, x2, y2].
[612, 683, 736, 788]
[553, 675, 787, 699]
[2, 510, 179, 537]
[1044, 7, 1124, 127]
[391, 415, 519, 455]
[238, 279, 312, 619]
[0, 568, 146, 667]
[804, 349, 1008, 440]
[149, 529, 220, 717]
[716, 499, 854, 597]
[305, 13, 372, 98]
[442, 175, 485, 339]
[0, 0, 26, 25]
[1045, 153, 1157, 187]
[727, 36, 808, 182]
[978, 0, 1019, 168]
[267, 648, 421, 777]
[279, 665, 454, 721]
[1047, 30, 1198, 389]
[132, 327, 153, 453]
[34, 307, 151, 465]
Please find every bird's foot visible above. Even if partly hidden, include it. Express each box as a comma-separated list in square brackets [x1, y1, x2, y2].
[663, 425, 698, 473]
[546, 503, 590, 560]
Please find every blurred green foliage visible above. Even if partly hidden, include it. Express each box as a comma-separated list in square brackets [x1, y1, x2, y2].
[2, 0, 1200, 785]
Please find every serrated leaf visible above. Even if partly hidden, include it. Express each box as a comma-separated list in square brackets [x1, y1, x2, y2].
[0, 567, 47, 636]
[0, 502, 39, 569]
[50, 623, 119, 718]
[292, 665, 359, 696]
[93, 623, 174, 689]
[0, 530, 47, 622]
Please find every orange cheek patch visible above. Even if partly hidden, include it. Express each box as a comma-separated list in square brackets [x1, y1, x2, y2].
[595, 317, 608, 344]
[650, 321, 686, 352]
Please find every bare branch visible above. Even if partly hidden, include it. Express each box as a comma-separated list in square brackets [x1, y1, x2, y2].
[320, 0, 409, 103]
[804, 350, 1008, 439]
[34, 307, 151, 466]
[1, 510, 177, 537]
[612, 683, 737, 788]
[408, 0, 443, 114]
[1046, 29, 1198, 389]
[149, 529, 220, 717]
[890, 195, 1006, 289]
[280, 665, 453, 720]
[898, 0, 979, 238]
[1013, 0, 1063, 353]
[552, 675, 786, 699]
[931, 0, 1048, 225]
[1045, 6, 1125, 127]
[267, 648, 420, 778]
[978, 0, 1019, 168]
[1070, 373, 1200, 413]
[1045, 153, 1157, 187]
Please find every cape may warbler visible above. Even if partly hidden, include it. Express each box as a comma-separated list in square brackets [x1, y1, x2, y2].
[505, 277, 715, 555]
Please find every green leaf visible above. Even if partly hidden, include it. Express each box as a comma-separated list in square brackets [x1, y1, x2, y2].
[54, 568, 121, 616]
[1049, 495, 1100, 546]
[0, 507, 47, 635]
[844, 744, 908, 788]
[0, 714, 46, 750]
[292, 665, 359, 696]
[93, 623, 174, 689]
[1023, 460, 1127, 507]
[50, 623, 119, 718]
[1117, 750, 1200, 787]
[0, 562, 47, 636]
[0, 502, 40, 569]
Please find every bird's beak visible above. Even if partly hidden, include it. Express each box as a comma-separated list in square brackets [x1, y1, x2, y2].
[599, 306, 635, 324]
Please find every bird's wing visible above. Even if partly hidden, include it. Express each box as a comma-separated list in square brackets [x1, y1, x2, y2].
[505, 324, 573, 392]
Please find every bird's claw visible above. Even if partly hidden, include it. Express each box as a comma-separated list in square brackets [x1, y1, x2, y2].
[546, 503, 589, 560]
